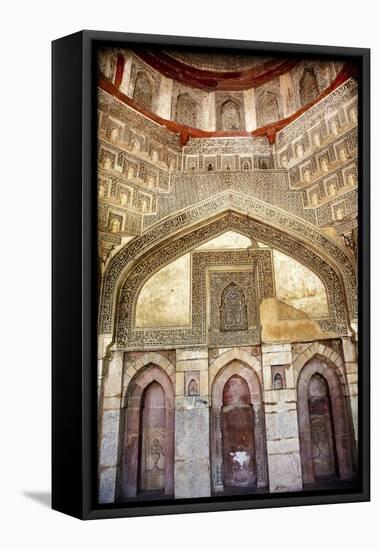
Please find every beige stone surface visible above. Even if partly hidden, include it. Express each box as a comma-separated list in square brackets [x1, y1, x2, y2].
[202, 91, 216, 131]
[260, 298, 338, 343]
[243, 88, 257, 131]
[176, 358, 208, 372]
[175, 372, 185, 396]
[176, 347, 209, 361]
[262, 350, 293, 366]
[267, 452, 303, 493]
[136, 254, 191, 327]
[156, 75, 173, 119]
[273, 249, 329, 318]
[195, 230, 252, 250]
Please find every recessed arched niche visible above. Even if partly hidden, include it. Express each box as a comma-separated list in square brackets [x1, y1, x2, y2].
[211, 359, 268, 492]
[299, 68, 319, 106]
[257, 91, 280, 127]
[175, 93, 199, 128]
[273, 372, 284, 390]
[221, 375, 256, 487]
[219, 283, 248, 332]
[297, 357, 355, 484]
[133, 71, 153, 110]
[119, 364, 175, 499]
[220, 99, 241, 131]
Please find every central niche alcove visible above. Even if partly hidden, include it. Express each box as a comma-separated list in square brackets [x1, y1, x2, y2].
[220, 282, 248, 331]
[209, 269, 257, 339]
[203, 250, 274, 347]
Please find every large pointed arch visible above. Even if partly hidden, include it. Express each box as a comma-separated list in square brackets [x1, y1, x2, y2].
[98, 193, 357, 341]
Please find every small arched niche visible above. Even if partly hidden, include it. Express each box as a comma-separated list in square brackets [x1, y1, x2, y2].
[220, 283, 248, 332]
[220, 99, 241, 131]
[175, 93, 199, 128]
[188, 379, 199, 396]
[273, 373, 284, 390]
[133, 71, 153, 110]
[299, 68, 319, 106]
[257, 91, 280, 127]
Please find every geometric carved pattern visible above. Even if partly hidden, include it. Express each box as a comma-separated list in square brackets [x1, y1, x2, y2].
[112, 214, 349, 348]
[219, 282, 248, 331]
[143, 170, 317, 229]
[210, 271, 257, 345]
[276, 79, 357, 145]
[175, 93, 199, 128]
[132, 71, 153, 110]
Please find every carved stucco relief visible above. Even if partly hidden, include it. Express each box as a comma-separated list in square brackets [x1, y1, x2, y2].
[98, 196, 356, 339]
[117, 249, 274, 348]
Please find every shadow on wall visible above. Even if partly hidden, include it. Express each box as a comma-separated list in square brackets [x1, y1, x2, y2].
[22, 491, 51, 508]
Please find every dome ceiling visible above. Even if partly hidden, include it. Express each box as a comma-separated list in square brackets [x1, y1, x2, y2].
[163, 50, 275, 72]
[132, 48, 299, 91]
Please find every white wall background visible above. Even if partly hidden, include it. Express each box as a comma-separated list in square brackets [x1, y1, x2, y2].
[0, 1, 377, 548]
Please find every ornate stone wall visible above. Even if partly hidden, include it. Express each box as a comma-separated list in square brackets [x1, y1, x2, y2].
[97, 50, 359, 504]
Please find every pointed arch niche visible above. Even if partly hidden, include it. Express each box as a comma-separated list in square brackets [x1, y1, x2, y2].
[297, 356, 355, 484]
[211, 357, 268, 493]
[220, 99, 242, 131]
[132, 71, 153, 110]
[118, 364, 175, 499]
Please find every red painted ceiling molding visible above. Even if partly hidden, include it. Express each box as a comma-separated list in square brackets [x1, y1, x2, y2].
[98, 62, 357, 146]
[132, 48, 299, 91]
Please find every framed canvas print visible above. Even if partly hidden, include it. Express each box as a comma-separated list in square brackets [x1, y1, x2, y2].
[52, 30, 370, 519]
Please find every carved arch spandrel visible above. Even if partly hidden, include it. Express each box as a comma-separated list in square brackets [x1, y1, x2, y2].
[113, 225, 351, 347]
[98, 196, 357, 337]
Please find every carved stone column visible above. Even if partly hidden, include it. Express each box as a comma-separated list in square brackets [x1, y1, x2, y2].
[174, 347, 211, 498]
[262, 343, 303, 492]
[98, 350, 124, 504]
[341, 336, 359, 446]
[156, 75, 173, 119]
[119, 50, 132, 96]
[243, 88, 257, 131]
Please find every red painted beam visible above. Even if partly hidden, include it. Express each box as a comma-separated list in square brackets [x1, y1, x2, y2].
[98, 62, 357, 146]
[114, 54, 125, 89]
[132, 48, 299, 92]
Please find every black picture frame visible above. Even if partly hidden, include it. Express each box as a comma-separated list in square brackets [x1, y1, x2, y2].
[52, 30, 370, 520]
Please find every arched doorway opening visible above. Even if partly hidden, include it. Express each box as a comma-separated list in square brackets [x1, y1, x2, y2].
[307, 374, 338, 478]
[119, 364, 174, 499]
[211, 359, 268, 493]
[297, 356, 354, 484]
[138, 381, 166, 493]
[221, 375, 256, 488]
